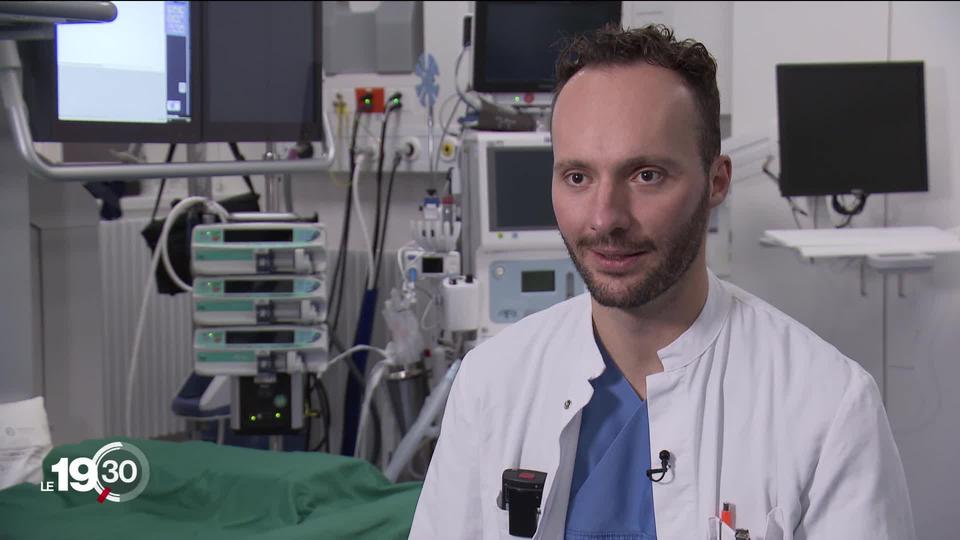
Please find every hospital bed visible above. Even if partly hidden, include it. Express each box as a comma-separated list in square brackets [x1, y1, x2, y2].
[0, 438, 421, 539]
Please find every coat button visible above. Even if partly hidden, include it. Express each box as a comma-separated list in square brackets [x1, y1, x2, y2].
[563, 400, 571, 409]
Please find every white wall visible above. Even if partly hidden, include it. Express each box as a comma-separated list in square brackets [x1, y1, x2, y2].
[884, 3, 960, 537]
[29, 178, 107, 444]
[0, 107, 35, 404]
[730, 2, 960, 538]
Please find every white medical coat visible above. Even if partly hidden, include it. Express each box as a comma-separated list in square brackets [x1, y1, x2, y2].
[410, 272, 915, 539]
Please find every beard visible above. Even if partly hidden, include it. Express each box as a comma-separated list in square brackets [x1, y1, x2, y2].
[562, 186, 711, 309]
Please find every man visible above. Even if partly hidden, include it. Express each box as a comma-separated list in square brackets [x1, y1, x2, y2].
[410, 25, 914, 539]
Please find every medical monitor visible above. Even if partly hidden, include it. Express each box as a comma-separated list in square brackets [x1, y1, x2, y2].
[776, 62, 928, 197]
[488, 147, 556, 231]
[201, 1, 324, 142]
[472, 1, 621, 94]
[463, 131, 563, 253]
[20, 1, 200, 143]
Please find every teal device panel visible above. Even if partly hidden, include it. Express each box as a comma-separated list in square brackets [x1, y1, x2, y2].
[488, 258, 585, 324]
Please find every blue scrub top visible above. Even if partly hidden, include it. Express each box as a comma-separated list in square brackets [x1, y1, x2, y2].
[565, 331, 657, 540]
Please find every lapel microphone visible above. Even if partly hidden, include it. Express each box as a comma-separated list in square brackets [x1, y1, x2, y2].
[645, 450, 671, 482]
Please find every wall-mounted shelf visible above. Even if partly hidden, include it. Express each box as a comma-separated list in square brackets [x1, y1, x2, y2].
[761, 226, 960, 297]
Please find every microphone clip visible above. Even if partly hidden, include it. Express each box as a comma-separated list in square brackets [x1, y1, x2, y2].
[645, 450, 671, 482]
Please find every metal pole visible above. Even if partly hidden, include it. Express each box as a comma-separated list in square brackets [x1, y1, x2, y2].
[263, 143, 278, 212]
[186, 144, 212, 198]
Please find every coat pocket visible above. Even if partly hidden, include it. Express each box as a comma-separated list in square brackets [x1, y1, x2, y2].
[707, 516, 738, 540]
[708, 507, 785, 540]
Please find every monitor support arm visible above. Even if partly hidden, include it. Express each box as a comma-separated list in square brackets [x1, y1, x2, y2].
[0, 40, 335, 182]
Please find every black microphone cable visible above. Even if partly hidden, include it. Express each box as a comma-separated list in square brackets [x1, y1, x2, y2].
[646, 449, 672, 482]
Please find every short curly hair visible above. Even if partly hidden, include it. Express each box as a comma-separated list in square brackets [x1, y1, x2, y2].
[553, 24, 720, 174]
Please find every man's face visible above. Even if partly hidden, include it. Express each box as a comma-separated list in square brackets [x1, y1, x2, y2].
[552, 63, 725, 309]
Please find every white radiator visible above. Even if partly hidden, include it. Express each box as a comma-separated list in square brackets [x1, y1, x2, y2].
[98, 217, 404, 442]
[99, 218, 192, 439]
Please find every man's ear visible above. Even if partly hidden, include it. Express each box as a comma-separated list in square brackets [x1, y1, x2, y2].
[708, 154, 733, 208]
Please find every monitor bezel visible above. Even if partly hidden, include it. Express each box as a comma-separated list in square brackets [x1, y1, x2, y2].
[19, 1, 203, 144]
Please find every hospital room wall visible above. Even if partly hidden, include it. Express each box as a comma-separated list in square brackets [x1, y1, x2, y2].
[730, 2, 960, 538]
[0, 106, 34, 404]
[884, 3, 960, 536]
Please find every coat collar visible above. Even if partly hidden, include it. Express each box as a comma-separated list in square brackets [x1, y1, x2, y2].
[557, 271, 733, 423]
[656, 270, 733, 372]
[570, 269, 733, 379]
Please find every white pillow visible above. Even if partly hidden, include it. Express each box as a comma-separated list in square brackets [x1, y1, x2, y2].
[0, 396, 53, 490]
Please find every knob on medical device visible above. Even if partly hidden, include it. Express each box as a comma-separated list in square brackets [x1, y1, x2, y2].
[294, 248, 312, 273]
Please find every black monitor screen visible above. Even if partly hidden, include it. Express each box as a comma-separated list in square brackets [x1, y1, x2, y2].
[521, 271, 555, 293]
[473, 1, 621, 93]
[223, 229, 294, 243]
[226, 331, 294, 345]
[58, 1, 192, 124]
[776, 62, 928, 196]
[202, 1, 323, 142]
[488, 147, 557, 231]
[224, 280, 294, 294]
[20, 0, 200, 142]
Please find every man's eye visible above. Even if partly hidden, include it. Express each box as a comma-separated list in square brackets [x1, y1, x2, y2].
[637, 169, 664, 183]
[566, 172, 586, 185]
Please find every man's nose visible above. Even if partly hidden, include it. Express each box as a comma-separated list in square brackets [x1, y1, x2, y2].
[589, 179, 632, 235]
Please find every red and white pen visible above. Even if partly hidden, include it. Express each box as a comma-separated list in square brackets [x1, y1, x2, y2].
[721, 502, 734, 528]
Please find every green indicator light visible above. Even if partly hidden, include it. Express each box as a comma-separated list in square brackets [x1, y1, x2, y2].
[249, 415, 256, 422]
[208, 332, 215, 337]
[393, 98, 400, 104]
[514, 96, 521, 103]
[275, 412, 282, 419]
[364, 98, 371, 105]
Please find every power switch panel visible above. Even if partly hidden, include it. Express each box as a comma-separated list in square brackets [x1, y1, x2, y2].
[355, 87, 385, 113]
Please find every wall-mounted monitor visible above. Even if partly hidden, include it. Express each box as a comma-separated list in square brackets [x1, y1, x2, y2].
[20, 1, 325, 144]
[20, 0, 201, 143]
[472, 1, 621, 94]
[200, 1, 324, 142]
[776, 62, 928, 197]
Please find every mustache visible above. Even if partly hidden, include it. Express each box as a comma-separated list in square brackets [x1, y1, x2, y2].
[575, 236, 656, 253]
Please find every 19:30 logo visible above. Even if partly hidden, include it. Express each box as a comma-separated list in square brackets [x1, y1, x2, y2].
[42, 441, 151, 503]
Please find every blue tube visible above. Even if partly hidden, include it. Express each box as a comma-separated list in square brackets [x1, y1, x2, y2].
[340, 288, 380, 455]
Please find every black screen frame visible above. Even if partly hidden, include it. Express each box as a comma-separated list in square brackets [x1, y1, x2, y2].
[200, 1, 324, 143]
[775, 61, 929, 197]
[472, 1, 622, 93]
[19, 1, 203, 143]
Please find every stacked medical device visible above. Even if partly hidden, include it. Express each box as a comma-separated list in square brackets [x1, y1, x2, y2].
[460, 131, 587, 340]
[191, 219, 328, 435]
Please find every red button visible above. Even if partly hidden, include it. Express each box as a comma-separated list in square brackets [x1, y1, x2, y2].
[518, 472, 534, 480]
